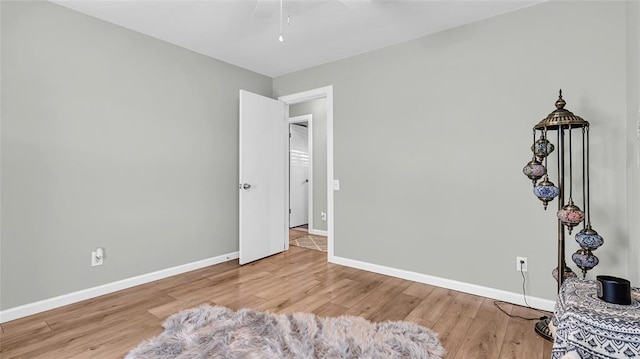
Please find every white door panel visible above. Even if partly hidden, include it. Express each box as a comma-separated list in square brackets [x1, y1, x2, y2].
[239, 90, 286, 265]
[289, 123, 309, 228]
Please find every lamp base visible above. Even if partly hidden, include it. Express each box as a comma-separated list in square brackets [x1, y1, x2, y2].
[534, 317, 554, 342]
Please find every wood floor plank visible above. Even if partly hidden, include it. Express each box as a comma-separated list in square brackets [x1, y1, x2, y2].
[343, 288, 403, 320]
[431, 310, 475, 358]
[443, 291, 484, 319]
[1, 291, 168, 357]
[214, 278, 286, 303]
[45, 292, 175, 332]
[251, 275, 323, 300]
[403, 282, 437, 299]
[374, 275, 413, 294]
[277, 278, 357, 313]
[147, 297, 215, 320]
[0, 247, 552, 359]
[329, 279, 381, 308]
[250, 278, 350, 314]
[53, 312, 162, 359]
[0, 315, 51, 336]
[0, 320, 53, 354]
[404, 315, 436, 330]
[154, 276, 216, 300]
[498, 306, 549, 359]
[453, 298, 512, 359]
[205, 266, 271, 284]
[408, 286, 457, 323]
[368, 293, 423, 322]
[543, 336, 554, 355]
[209, 271, 275, 295]
[312, 302, 350, 318]
[1, 311, 160, 359]
[309, 264, 354, 285]
[344, 267, 385, 283]
[214, 295, 268, 311]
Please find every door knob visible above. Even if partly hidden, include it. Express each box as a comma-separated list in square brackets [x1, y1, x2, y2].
[243, 183, 251, 190]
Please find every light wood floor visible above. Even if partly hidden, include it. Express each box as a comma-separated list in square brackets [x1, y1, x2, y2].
[289, 227, 327, 251]
[0, 246, 552, 358]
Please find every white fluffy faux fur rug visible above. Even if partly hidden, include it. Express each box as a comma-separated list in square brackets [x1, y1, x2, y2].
[126, 305, 445, 359]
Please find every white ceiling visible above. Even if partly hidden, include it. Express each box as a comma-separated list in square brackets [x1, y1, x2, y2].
[51, 0, 546, 77]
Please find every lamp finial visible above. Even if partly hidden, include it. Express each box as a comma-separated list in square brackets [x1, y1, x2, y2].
[555, 89, 566, 109]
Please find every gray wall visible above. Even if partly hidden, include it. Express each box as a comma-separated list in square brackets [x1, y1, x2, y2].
[2, 0, 638, 311]
[626, 0, 640, 284]
[289, 99, 328, 232]
[274, 0, 636, 301]
[0, 1, 271, 309]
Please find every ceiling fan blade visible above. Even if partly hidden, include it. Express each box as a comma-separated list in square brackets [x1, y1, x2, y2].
[253, 0, 278, 19]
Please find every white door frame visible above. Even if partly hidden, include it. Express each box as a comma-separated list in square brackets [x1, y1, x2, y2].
[279, 86, 334, 261]
[289, 115, 313, 232]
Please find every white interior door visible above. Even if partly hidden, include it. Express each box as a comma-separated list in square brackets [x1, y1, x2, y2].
[239, 90, 286, 265]
[289, 123, 309, 228]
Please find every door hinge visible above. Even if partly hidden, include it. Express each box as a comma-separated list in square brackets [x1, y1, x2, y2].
[289, 209, 292, 214]
[289, 133, 292, 138]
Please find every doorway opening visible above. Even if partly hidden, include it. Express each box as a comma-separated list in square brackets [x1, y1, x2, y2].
[288, 116, 322, 251]
[288, 116, 312, 232]
[279, 86, 334, 260]
[287, 111, 326, 253]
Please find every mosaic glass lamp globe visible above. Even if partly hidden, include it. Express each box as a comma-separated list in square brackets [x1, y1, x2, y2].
[575, 226, 604, 250]
[532, 176, 559, 209]
[557, 201, 585, 234]
[532, 137, 554, 160]
[572, 248, 599, 272]
[523, 159, 546, 184]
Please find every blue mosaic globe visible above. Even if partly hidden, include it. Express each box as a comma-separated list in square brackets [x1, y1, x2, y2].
[533, 177, 559, 209]
[572, 249, 599, 270]
[533, 184, 560, 199]
[575, 228, 604, 250]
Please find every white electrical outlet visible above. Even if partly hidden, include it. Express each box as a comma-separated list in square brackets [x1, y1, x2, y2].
[516, 256, 528, 272]
[91, 248, 104, 266]
[321, 211, 327, 221]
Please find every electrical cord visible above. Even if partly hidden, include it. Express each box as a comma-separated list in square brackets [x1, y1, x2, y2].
[493, 265, 551, 321]
[519, 269, 535, 309]
[493, 301, 546, 321]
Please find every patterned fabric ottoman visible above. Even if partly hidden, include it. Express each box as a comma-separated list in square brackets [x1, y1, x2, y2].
[551, 278, 640, 359]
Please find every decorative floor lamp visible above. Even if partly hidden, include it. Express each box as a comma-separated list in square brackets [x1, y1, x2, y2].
[522, 90, 604, 341]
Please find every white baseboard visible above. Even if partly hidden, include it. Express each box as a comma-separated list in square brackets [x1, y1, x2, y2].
[0, 251, 239, 323]
[329, 255, 555, 312]
[309, 229, 328, 236]
[1, 251, 554, 323]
